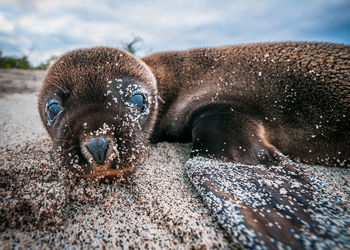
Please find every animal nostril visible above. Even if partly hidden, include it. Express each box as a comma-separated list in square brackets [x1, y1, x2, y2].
[86, 138, 110, 165]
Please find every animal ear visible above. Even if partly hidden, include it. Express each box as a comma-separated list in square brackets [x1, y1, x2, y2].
[185, 155, 345, 248]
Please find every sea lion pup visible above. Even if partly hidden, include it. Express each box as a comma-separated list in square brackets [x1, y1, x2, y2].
[38, 42, 349, 248]
[38, 48, 158, 178]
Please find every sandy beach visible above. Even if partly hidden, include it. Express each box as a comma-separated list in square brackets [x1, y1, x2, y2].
[0, 69, 349, 248]
[0, 69, 231, 248]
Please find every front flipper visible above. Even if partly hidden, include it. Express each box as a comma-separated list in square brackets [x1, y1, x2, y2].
[187, 157, 307, 248]
[186, 110, 347, 248]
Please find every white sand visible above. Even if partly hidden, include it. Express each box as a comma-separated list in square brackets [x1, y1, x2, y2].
[0, 69, 231, 248]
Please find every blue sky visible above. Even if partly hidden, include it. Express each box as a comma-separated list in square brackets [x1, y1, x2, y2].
[0, 0, 349, 66]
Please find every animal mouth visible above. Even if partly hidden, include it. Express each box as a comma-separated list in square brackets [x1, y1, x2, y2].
[79, 165, 134, 178]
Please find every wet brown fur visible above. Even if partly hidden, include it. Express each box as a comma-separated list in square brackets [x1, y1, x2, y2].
[38, 41, 350, 171]
[142, 41, 350, 166]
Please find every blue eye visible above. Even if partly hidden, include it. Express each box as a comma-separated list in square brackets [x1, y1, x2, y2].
[130, 93, 146, 112]
[46, 98, 62, 125]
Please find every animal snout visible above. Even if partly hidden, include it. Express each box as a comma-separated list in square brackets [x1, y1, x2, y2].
[85, 138, 110, 165]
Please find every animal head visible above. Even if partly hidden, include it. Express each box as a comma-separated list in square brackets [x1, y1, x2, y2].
[38, 47, 158, 178]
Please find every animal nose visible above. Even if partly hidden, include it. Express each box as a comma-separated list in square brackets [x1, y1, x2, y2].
[86, 138, 110, 165]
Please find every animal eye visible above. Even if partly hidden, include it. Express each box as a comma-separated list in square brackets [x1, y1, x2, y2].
[130, 93, 146, 112]
[46, 98, 62, 125]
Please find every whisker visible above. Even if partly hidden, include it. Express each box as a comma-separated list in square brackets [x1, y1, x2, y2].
[63, 145, 79, 154]
[66, 113, 73, 135]
[54, 138, 71, 143]
[51, 82, 69, 95]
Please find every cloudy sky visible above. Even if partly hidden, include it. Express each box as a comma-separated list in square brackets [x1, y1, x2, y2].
[0, 0, 349, 66]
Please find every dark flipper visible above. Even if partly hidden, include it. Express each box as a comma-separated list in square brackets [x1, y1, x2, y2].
[187, 110, 348, 248]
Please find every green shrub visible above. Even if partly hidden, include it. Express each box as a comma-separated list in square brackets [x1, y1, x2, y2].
[0, 52, 31, 69]
[122, 37, 142, 55]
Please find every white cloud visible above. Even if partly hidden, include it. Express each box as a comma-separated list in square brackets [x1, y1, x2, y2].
[0, 0, 349, 66]
[18, 14, 74, 34]
[0, 12, 14, 32]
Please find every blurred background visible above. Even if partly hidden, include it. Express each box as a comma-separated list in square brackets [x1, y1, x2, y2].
[0, 0, 349, 69]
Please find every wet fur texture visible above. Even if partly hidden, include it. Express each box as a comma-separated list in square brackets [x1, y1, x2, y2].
[143, 42, 350, 166]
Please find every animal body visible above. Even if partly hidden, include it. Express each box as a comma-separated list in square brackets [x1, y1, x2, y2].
[38, 42, 350, 248]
